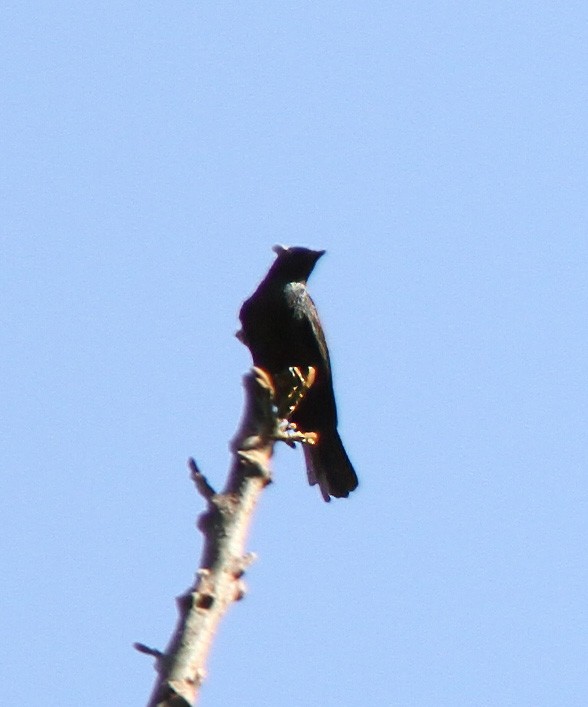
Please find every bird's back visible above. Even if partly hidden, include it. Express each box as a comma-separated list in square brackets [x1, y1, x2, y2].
[240, 280, 327, 373]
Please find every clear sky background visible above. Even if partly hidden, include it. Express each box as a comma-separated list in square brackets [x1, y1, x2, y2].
[2, 3, 587, 706]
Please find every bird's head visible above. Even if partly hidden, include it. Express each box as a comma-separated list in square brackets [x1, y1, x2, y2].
[270, 245, 326, 283]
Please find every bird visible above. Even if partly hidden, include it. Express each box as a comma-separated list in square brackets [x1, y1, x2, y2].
[238, 245, 358, 501]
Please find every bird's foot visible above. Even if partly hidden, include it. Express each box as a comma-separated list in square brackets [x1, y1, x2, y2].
[275, 419, 318, 448]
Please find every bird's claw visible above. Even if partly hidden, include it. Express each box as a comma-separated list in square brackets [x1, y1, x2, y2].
[275, 419, 318, 447]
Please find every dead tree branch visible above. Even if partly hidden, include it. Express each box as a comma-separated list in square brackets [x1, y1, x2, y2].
[139, 367, 281, 707]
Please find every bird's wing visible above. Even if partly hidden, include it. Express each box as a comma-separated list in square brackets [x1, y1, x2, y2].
[285, 282, 331, 373]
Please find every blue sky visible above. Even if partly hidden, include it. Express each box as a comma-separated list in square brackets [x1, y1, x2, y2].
[2, 3, 587, 705]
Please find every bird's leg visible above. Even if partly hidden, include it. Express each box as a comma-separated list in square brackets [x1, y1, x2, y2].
[273, 365, 316, 419]
[271, 366, 318, 447]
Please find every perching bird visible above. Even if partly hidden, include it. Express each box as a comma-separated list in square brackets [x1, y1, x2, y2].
[238, 245, 358, 501]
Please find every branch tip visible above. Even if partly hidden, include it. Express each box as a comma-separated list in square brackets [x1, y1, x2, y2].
[134, 642, 164, 659]
[188, 458, 217, 500]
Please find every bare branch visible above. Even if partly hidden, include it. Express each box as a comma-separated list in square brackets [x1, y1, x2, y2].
[140, 368, 280, 707]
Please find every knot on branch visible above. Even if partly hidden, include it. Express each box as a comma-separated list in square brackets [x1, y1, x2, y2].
[232, 552, 257, 578]
[194, 592, 215, 611]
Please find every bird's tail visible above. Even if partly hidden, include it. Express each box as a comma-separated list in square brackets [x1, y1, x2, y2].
[303, 429, 358, 502]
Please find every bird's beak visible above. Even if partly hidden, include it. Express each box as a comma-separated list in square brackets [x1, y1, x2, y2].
[312, 249, 326, 264]
[272, 244, 288, 256]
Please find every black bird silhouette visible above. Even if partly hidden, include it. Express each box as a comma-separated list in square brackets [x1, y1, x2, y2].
[238, 245, 358, 501]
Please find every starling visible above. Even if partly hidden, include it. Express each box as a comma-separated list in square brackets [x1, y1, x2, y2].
[238, 245, 358, 501]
